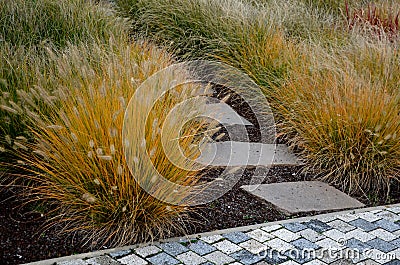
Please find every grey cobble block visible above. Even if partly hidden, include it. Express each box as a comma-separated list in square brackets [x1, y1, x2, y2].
[327, 220, 356, 233]
[230, 249, 264, 265]
[254, 262, 271, 265]
[265, 238, 295, 252]
[261, 224, 282, 232]
[86, 255, 121, 265]
[147, 252, 180, 265]
[160, 242, 189, 256]
[291, 238, 320, 250]
[366, 238, 397, 253]
[271, 228, 300, 242]
[358, 260, 380, 265]
[384, 261, 400, 265]
[188, 240, 216, 256]
[322, 229, 347, 242]
[203, 251, 235, 265]
[373, 219, 400, 232]
[388, 207, 400, 214]
[390, 238, 400, 247]
[246, 229, 274, 242]
[329, 259, 355, 265]
[201, 235, 224, 244]
[239, 239, 267, 254]
[317, 215, 337, 223]
[355, 212, 381, 222]
[261, 249, 288, 264]
[344, 238, 371, 252]
[315, 238, 342, 249]
[213, 239, 242, 254]
[346, 228, 376, 242]
[176, 251, 207, 265]
[283, 222, 308, 233]
[370, 228, 397, 241]
[118, 254, 148, 265]
[303, 260, 327, 265]
[337, 213, 358, 222]
[367, 249, 393, 263]
[349, 219, 378, 232]
[376, 211, 400, 222]
[135, 245, 162, 258]
[109, 250, 131, 258]
[314, 249, 341, 264]
[303, 220, 332, 233]
[223, 231, 252, 243]
[297, 229, 326, 242]
[285, 248, 314, 264]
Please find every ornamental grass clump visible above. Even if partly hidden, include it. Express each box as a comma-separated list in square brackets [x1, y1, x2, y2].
[0, 0, 129, 153]
[274, 42, 400, 194]
[2, 40, 210, 246]
[115, 0, 295, 89]
[0, 0, 127, 48]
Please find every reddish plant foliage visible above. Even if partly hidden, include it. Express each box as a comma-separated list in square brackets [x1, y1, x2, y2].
[345, 1, 399, 42]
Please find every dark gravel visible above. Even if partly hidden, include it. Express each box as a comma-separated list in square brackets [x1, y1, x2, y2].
[0, 188, 91, 264]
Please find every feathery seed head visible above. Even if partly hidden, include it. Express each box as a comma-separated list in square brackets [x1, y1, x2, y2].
[0, 105, 18, 115]
[71, 133, 78, 143]
[46, 125, 64, 130]
[96, 148, 103, 155]
[98, 155, 112, 161]
[110, 144, 116, 155]
[82, 193, 96, 204]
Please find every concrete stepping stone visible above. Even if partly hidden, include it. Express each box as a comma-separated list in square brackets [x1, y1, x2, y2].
[191, 86, 215, 96]
[201, 103, 252, 126]
[241, 181, 365, 215]
[195, 142, 302, 166]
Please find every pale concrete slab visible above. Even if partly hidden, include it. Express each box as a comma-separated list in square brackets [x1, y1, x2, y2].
[201, 103, 252, 126]
[241, 181, 365, 215]
[196, 142, 302, 166]
[191, 86, 215, 96]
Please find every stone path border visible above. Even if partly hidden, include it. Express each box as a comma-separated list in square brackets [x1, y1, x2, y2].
[25, 203, 400, 265]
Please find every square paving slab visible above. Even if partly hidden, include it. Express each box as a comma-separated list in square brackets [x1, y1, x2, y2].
[201, 103, 252, 126]
[241, 181, 364, 215]
[196, 142, 302, 166]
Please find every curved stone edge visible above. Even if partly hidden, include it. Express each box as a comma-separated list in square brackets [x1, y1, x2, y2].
[23, 202, 400, 265]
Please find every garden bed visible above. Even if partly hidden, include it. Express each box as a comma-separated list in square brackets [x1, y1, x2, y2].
[2, 166, 400, 265]
[1, 0, 400, 264]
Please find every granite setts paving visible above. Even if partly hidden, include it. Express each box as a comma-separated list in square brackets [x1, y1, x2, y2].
[32, 205, 400, 265]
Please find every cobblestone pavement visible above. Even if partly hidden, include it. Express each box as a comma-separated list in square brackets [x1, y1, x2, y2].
[29, 205, 400, 265]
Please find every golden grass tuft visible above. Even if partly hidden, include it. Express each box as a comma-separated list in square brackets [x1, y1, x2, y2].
[274, 43, 400, 194]
[5, 40, 210, 247]
[0, 0, 130, 154]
